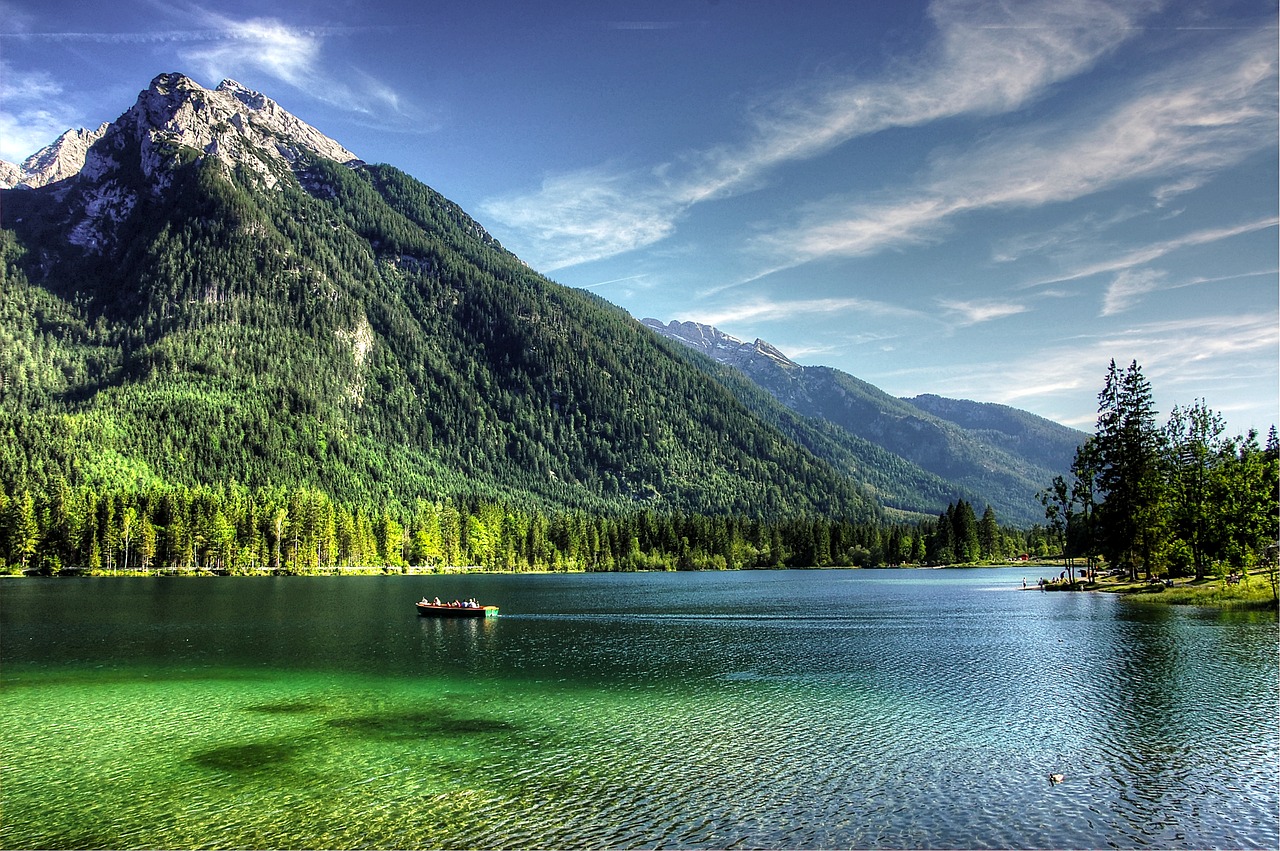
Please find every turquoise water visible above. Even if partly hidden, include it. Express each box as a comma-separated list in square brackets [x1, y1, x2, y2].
[2, 569, 1276, 849]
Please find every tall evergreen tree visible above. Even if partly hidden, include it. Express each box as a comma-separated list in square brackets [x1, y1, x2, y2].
[979, 505, 999, 561]
[1164, 400, 1226, 579]
[8, 490, 38, 572]
[1094, 360, 1165, 580]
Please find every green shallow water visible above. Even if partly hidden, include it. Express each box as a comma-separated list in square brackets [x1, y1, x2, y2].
[2, 668, 673, 848]
[3, 570, 1277, 849]
[2, 664, 917, 848]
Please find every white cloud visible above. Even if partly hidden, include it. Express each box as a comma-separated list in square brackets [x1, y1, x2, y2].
[1101, 268, 1167, 316]
[1032, 216, 1279, 286]
[758, 28, 1277, 269]
[482, 0, 1152, 270]
[0, 7, 416, 123]
[0, 63, 76, 161]
[479, 166, 678, 271]
[938, 298, 1030, 326]
[173, 10, 416, 119]
[705, 0, 1146, 192]
[906, 311, 1279, 432]
[182, 14, 323, 91]
[689, 296, 923, 328]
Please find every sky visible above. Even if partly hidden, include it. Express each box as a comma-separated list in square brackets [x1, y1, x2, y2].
[2, 0, 1277, 437]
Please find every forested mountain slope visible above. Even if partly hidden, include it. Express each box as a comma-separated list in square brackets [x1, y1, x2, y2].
[643, 320, 1085, 526]
[0, 73, 878, 522]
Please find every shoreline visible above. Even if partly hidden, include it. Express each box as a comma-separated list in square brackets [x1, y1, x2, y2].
[1027, 569, 1278, 610]
[9, 563, 1276, 610]
[1, 561, 1040, 579]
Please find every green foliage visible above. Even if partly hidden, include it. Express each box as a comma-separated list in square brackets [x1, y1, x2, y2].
[1042, 361, 1279, 584]
[0, 480, 938, 573]
[918, 498, 1024, 564]
[1, 154, 879, 522]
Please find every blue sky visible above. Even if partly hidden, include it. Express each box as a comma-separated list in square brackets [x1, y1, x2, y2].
[3, 0, 1277, 436]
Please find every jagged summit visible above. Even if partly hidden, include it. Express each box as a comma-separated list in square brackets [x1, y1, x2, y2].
[1, 125, 111, 189]
[111, 72, 361, 187]
[2, 73, 359, 192]
[642, 318, 798, 372]
[5, 72, 363, 251]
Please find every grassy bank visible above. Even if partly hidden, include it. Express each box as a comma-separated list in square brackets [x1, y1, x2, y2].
[1045, 569, 1279, 610]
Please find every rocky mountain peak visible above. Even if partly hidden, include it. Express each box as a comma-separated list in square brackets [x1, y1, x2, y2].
[4, 73, 359, 192]
[1, 124, 111, 189]
[112, 72, 361, 188]
[642, 318, 799, 371]
[6, 72, 363, 252]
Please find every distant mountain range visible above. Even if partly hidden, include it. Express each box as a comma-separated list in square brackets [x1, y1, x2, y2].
[643, 320, 1085, 525]
[0, 72, 1081, 527]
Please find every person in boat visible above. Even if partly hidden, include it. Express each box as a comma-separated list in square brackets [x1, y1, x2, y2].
[434, 597, 442, 605]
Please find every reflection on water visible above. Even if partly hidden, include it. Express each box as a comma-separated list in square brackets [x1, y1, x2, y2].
[2, 570, 1276, 849]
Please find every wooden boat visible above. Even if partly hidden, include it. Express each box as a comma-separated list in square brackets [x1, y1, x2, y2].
[416, 600, 499, 618]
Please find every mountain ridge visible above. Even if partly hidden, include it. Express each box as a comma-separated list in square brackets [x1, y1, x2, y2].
[1, 72, 888, 524]
[642, 319, 1085, 526]
[2, 72, 1082, 531]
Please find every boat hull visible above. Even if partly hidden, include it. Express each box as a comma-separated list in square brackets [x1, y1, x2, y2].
[416, 603, 499, 618]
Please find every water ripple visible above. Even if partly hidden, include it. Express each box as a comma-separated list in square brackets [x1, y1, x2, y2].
[3, 571, 1277, 849]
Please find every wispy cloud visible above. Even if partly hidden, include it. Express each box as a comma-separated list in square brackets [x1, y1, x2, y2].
[684, 0, 1148, 204]
[579, 274, 648, 290]
[756, 28, 1277, 269]
[0, 63, 77, 161]
[937, 298, 1030, 326]
[176, 9, 411, 118]
[0, 5, 414, 122]
[1103, 266, 1277, 316]
[480, 166, 678, 271]
[1101, 268, 1167, 316]
[1032, 215, 1279, 286]
[689, 296, 923, 329]
[886, 309, 1279, 429]
[181, 13, 322, 90]
[605, 21, 686, 32]
[482, 0, 1153, 270]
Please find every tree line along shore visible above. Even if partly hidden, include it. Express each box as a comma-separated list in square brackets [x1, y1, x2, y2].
[0, 479, 1038, 576]
[1034, 360, 1277, 608]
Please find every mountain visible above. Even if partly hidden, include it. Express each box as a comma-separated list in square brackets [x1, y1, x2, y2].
[1, 124, 110, 190]
[642, 319, 1085, 526]
[901, 393, 1085, 474]
[1, 73, 885, 523]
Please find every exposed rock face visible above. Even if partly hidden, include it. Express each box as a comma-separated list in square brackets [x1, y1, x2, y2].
[1, 125, 110, 189]
[5, 72, 362, 251]
[642, 319, 798, 373]
[0, 160, 20, 188]
[643, 317, 810, 408]
[102, 73, 361, 191]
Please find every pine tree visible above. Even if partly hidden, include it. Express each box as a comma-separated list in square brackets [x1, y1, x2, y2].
[9, 490, 38, 572]
[1094, 360, 1165, 580]
[1164, 400, 1226, 579]
[950, 500, 980, 563]
[979, 505, 999, 561]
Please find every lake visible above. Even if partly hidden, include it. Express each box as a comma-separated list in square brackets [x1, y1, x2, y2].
[2, 569, 1276, 849]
